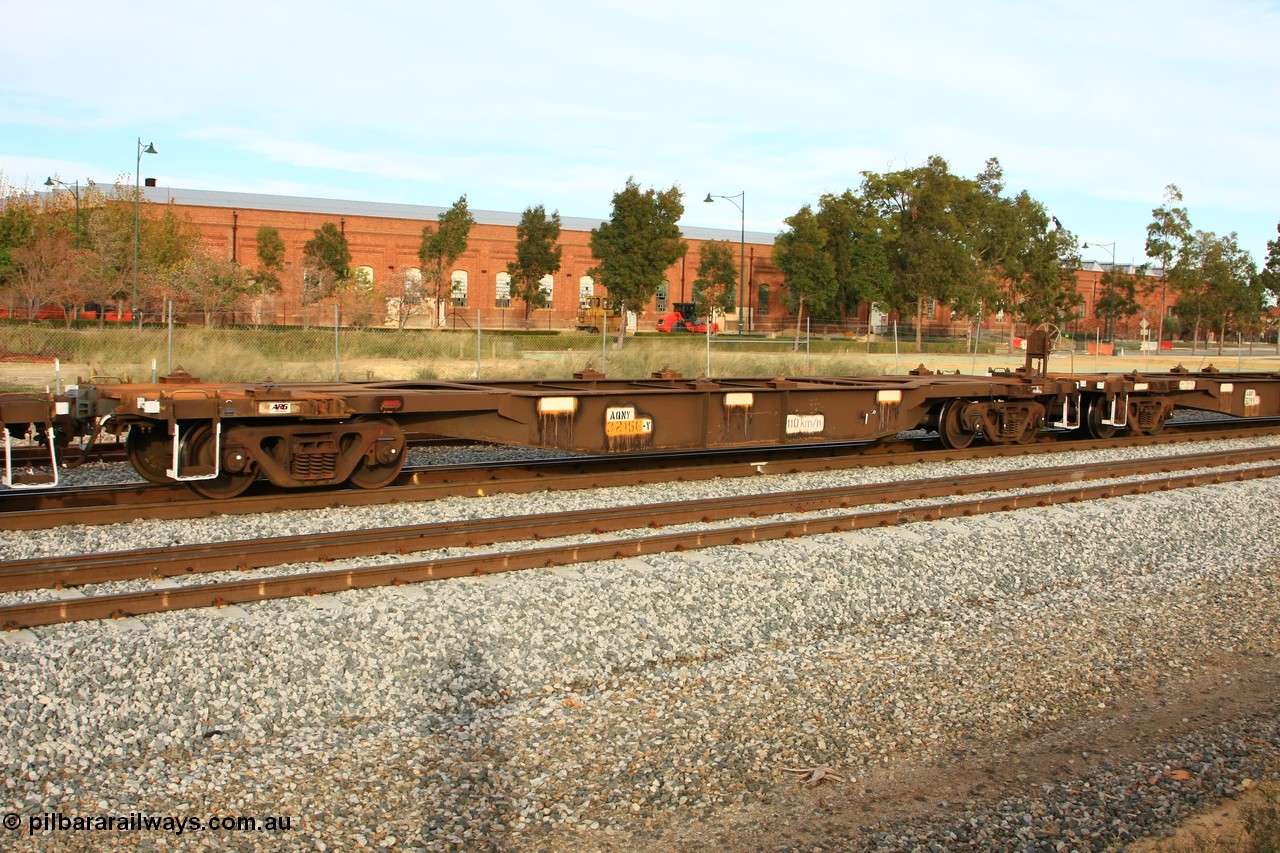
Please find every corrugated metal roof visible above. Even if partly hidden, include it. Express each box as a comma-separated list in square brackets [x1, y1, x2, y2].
[141, 186, 776, 245]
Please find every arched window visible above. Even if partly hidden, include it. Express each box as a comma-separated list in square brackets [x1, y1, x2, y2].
[495, 272, 512, 308]
[539, 274, 554, 306]
[404, 268, 422, 304]
[656, 283, 669, 312]
[354, 265, 375, 292]
[451, 270, 468, 307]
[578, 276, 594, 303]
[757, 284, 770, 316]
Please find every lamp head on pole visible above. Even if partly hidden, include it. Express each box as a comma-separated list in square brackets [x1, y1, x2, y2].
[703, 193, 714, 203]
[142, 142, 158, 155]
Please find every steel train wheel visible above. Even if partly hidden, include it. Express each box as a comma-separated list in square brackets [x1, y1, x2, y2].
[1084, 397, 1118, 440]
[346, 418, 407, 490]
[125, 426, 174, 483]
[937, 400, 978, 449]
[182, 424, 256, 499]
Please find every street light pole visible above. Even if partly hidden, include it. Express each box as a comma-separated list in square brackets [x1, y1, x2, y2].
[43, 177, 82, 248]
[134, 137, 158, 325]
[704, 191, 746, 335]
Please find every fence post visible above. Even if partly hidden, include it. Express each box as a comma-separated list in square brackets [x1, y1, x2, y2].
[334, 304, 341, 382]
[167, 300, 174, 375]
[476, 310, 482, 379]
[806, 317, 812, 373]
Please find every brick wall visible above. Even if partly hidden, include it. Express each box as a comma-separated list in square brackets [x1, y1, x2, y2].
[163, 196, 785, 330]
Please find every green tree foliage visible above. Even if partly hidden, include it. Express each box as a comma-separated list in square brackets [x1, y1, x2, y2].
[1258, 224, 1280, 307]
[589, 178, 687, 344]
[778, 156, 1079, 347]
[1183, 230, 1260, 352]
[302, 222, 352, 303]
[0, 190, 40, 297]
[254, 225, 287, 294]
[507, 205, 563, 323]
[419, 195, 474, 326]
[1093, 265, 1145, 341]
[1147, 186, 1262, 351]
[860, 155, 985, 349]
[812, 191, 892, 321]
[691, 239, 737, 324]
[773, 205, 837, 339]
[78, 196, 137, 327]
[1005, 199, 1082, 327]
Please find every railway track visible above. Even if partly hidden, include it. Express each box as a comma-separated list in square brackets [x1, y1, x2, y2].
[4, 443, 1279, 630]
[4, 418, 1280, 530]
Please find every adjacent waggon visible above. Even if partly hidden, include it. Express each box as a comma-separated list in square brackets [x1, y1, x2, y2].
[3, 333, 1279, 498]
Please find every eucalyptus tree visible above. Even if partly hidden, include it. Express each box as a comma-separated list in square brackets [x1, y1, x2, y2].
[507, 205, 562, 324]
[773, 204, 837, 340]
[302, 222, 351, 305]
[419, 195, 474, 327]
[860, 155, 982, 350]
[588, 178, 687, 345]
[155, 244, 256, 327]
[690, 239, 737, 322]
[1260, 224, 1280, 351]
[1147, 186, 1261, 352]
[813, 190, 892, 321]
[254, 225, 286, 295]
[9, 228, 82, 323]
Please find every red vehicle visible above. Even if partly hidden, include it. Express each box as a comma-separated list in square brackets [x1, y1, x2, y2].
[655, 302, 718, 334]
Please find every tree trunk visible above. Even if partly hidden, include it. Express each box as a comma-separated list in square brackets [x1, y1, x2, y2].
[915, 296, 924, 353]
[614, 310, 628, 349]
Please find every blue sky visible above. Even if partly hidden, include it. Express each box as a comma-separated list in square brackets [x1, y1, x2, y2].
[3, 0, 1278, 267]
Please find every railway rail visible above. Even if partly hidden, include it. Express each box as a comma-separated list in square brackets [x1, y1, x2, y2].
[4, 443, 1278, 630]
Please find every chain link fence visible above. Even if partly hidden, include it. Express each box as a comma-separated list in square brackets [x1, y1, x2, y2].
[1, 317, 1009, 392]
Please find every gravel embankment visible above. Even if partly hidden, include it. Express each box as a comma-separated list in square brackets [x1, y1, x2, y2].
[2, 437, 1279, 852]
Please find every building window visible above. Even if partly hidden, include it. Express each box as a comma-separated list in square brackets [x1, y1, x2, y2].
[451, 270, 468, 307]
[539, 274, 554, 306]
[354, 265, 375, 292]
[495, 272, 512, 308]
[579, 276, 594, 303]
[924, 297, 937, 319]
[757, 285, 770, 316]
[403, 267, 422, 304]
[656, 283, 668, 313]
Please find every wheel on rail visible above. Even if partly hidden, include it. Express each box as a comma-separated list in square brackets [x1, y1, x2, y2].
[937, 400, 978, 449]
[181, 424, 257, 499]
[1083, 397, 1118, 440]
[346, 418, 407, 490]
[125, 425, 174, 483]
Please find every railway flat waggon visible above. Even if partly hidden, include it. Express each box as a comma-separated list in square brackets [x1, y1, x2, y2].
[3, 334, 1279, 498]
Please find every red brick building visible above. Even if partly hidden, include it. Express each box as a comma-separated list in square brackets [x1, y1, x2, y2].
[145, 187, 786, 331]
[141, 186, 1187, 342]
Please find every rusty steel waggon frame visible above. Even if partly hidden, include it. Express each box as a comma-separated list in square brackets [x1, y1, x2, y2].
[4, 333, 1280, 498]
